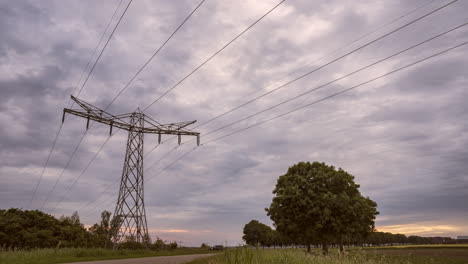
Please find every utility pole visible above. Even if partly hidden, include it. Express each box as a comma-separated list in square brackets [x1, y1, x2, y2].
[63, 96, 200, 246]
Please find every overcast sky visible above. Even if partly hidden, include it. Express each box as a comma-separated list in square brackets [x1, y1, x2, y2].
[1, 0, 467, 246]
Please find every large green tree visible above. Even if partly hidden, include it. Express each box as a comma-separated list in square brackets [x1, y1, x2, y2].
[266, 161, 378, 254]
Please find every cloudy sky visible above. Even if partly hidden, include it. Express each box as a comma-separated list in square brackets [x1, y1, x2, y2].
[1, 0, 467, 246]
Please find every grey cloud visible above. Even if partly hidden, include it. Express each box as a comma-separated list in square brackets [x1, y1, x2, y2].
[1, 0, 468, 245]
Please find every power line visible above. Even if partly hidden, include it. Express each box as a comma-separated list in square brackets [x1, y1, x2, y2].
[83, 146, 198, 218]
[146, 0, 459, 149]
[126, 0, 448, 153]
[111, 0, 461, 206]
[71, 0, 287, 214]
[75, 0, 134, 103]
[132, 40, 468, 200]
[28, 0, 127, 208]
[147, 146, 198, 184]
[145, 146, 178, 171]
[71, 0, 457, 217]
[201, 21, 468, 139]
[142, 0, 287, 111]
[103, 0, 207, 111]
[44, 0, 205, 212]
[40, 131, 88, 211]
[50, 130, 121, 214]
[191, 0, 459, 131]
[29, 123, 63, 208]
[70, 0, 126, 106]
[78, 144, 179, 214]
[83, 190, 119, 218]
[104, 39, 468, 216]
[77, 178, 120, 214]
[203, 41, 468, 144]
[234, 0, 438, 103]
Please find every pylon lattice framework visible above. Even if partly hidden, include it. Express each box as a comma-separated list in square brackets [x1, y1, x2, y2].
[62, 96, 200, 245]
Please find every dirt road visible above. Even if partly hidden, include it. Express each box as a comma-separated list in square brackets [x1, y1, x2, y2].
[62, 253, 215, 264]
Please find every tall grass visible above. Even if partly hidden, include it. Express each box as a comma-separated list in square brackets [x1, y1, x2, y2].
[187, 247, 468, 264]
[0, 247, 210, 264]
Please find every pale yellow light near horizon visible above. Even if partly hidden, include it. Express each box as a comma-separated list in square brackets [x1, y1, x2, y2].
[377, 224, 462, 236]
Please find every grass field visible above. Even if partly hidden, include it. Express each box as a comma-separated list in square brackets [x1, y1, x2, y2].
[187, 245, 468, 264]
[361, 244, 468, 263]
[0, 247, 211, 264]
[366, 244, 468, 249]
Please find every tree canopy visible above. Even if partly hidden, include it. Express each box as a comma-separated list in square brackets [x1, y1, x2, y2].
[242, 220, 272, 247]
[0, 208, 88, 248]
[242, 220, 291, 248]
[266, 161, 379, 254]
[0, 208, 180, 249]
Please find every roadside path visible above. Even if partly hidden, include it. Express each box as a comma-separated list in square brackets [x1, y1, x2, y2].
[62, 253, 215, 264]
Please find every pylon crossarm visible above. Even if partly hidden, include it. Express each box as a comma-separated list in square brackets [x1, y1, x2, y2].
[144, 117, 196, 132]
[71, 95, 106, 117]
[63, 109, 132, 131]
[70, 95, 131, 124]
[63, 109, 199, 136]
[164, 120, 196, 130]
[141, 127, 199, 136]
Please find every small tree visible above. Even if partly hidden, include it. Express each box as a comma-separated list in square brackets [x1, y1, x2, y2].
[266, 161, 378, 255]
[153, 237, 166, 250]
[201, 243, 210, 249]
[168, 241, 178, 249]
[88, 211, 113, 248]
[242, 220, 272, 248]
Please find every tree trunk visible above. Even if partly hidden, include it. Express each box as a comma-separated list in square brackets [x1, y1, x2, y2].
[339, 242, 344, 253]
[307, 243, 311, 253]
[322, 242, 329, 255]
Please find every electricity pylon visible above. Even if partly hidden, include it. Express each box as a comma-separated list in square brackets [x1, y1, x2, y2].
[63, 95, 200, 246]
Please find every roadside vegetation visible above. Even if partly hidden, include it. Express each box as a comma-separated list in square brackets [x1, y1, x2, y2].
[187, 246, 468, 264]
[0, 247, 211, 264]
[0, 208, 209, 263]
[0, 209, 179, 250]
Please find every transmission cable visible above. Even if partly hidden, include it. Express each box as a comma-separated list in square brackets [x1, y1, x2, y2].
[83, 146, 198, 217]
[50, 130, 120, 214]
[142, 0, 287, 111]
[29, 123, 64, 208]
[200, 21, 468, 140]
[40, 131, 88, 211]
[203, 41, 468, 144]
[103, 0, 207, 111]
[28, 0, 128, 208]
[75, 0, 458, 217]
[73, 0, 287, 214]
[51, 1, 207, 213]
[70, 0, 126, 106]
[142, 0, 459, 153]
[74, 0, 134, 104]
[127, 40, 468, 195]
[87, 0, 461, 213]
[191, 0, 459, 131]
[41, 0, 133, 210]
[78, 144, 179, 214]
[235, 0, 437, 103]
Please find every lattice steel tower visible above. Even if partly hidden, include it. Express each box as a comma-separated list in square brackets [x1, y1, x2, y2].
[63, 96, 200, 245]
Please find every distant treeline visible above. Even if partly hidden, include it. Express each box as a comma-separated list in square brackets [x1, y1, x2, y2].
[0, 209, 177, 249]
[242, 219, 457, 248]
[365, 231, 455, 245]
